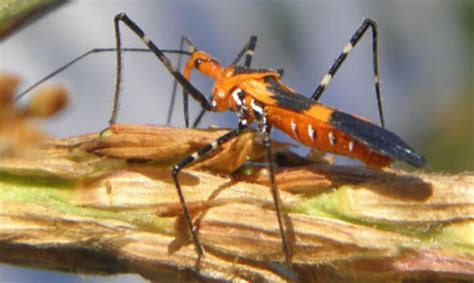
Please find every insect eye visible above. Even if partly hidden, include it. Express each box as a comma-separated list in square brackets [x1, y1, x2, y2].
[194, 58, 203, 69]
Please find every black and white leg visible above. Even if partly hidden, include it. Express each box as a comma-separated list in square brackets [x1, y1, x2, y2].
[172, 118, 249, 256]
[251, 99, 292, 265]
[111, 13, 212, 126]
[190, 35, 258, 129]
[113, 13, 221, 256]
[310, 18, 385, 128]
[231, 35, 258, 67]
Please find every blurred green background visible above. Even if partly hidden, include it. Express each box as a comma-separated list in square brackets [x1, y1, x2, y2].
[424, 2, 473, 172]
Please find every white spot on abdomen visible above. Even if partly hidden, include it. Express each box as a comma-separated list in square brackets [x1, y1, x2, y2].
[307, 124, 315, 142]
[290, 119, 298, 138]
[328, 132, 336, 146]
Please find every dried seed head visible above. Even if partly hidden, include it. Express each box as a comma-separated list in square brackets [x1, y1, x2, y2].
[26, 85, 68, 118]
[0, 74, 19, 112]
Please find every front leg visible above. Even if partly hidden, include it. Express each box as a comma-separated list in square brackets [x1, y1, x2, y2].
[111, 13, 213, 126]
[171, 119, 248, 257]
[250, 99, 292, 266]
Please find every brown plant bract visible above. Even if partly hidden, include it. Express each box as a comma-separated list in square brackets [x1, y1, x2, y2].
[0, 74, 67, 157]
[0, 74, 472, 282]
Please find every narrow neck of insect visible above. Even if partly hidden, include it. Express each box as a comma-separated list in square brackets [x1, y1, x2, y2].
[184, 58, 223, 81]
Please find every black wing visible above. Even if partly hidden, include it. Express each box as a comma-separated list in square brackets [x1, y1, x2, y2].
[264, 76, 314, 112]
[330, 110, 427, 167]
[263, 76, 426, 167]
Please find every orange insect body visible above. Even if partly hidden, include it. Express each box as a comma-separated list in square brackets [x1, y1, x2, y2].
[267, 106, 392, 167]
[183, 51, 424, 168]
[109, 13, 427, 266]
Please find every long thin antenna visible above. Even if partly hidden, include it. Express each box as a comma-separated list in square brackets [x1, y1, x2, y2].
[15, 48, 191, 102]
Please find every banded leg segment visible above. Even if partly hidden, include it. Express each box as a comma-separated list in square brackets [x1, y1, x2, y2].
[191, 36, 258, 128]
[231, 35, 258, 67]
[310, 18, 385, 128]
[251, 100, 292, 265]
[172, 121, 248, 256]
[111, 13, 213, 126]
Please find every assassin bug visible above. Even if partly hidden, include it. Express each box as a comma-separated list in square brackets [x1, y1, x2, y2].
[17, 14, 427, 266]
[110, 13, 426, 265]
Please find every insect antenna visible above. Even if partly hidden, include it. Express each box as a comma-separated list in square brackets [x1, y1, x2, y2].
[14, 48, 191, 104]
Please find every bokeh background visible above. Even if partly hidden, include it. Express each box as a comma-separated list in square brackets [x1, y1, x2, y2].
[1, 1, 473, 282]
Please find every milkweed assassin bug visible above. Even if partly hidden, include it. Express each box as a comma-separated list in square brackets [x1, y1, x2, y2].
[16, 14, 427, 266]
[112, 13, 426, 265]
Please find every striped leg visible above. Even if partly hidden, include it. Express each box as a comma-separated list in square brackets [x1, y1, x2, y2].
[311, 18, 386, 128]
[191, 36, 258, 128]
[172, 120, 249, 256]
[231, 35, 258, 66]
[111, 13, 213, 126]
[251, 99, 292, 266]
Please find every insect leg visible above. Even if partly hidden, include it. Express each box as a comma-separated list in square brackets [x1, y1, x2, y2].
[172, 119, 249, 256]
[167, 37, 185, 126]
[14, 48, 156, 102]
[229, 35, 286, 81]
[111, 13, 212, 126]
[191, 36, 258, 128]
[231, 35, 258, 66]
[310, 18, 385, 128]
[189, 96, 212, 129]
[181, 37, 199, 128]
[167, 37, 198, 127]
[252, 100, 292, 265]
